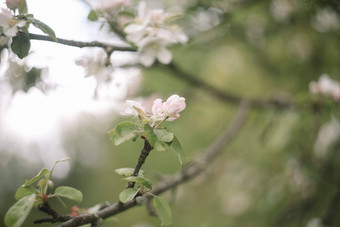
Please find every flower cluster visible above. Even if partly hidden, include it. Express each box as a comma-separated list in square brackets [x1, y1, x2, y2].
[124, 1, 188, 66]
[0, 8, 26, 38]
[122, 94, 186, 126]
[309, 74, 340, 101]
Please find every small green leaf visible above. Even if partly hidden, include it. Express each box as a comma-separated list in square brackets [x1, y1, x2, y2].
[115, 168, 144, 177]
[88, 10, 98, 21]
[19, 0, 28, 15]
[11, 32, 30, 59]
[5, 194, 36, 227]
[108, 121, 138, 146]
[154, 141, 169, 152]
[170, 136, 187, 166]
[24, 168, 49, 186]
[54, 186, 83, 203]
[153, 196, 172, 226]
[119, 188, 140, 203]
[31, 19, 58, 42]
[15, 186, 37, 200]
[144, 124, 158, 147]
[154, 129, 174, 143]
[124, 176, 152, 190]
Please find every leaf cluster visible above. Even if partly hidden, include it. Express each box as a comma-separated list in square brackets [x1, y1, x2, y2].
[4, 158, 82, 227]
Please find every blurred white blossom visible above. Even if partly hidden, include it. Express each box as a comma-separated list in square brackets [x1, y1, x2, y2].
[270, 0, 293, 22]
[306, 217, 324, 227]
[124, 1, 188, 66]
[314, 117, 340, 159]
[309, 74, 340, 101]
[311, 8, 340, 33]
[100, 0, 131, 12]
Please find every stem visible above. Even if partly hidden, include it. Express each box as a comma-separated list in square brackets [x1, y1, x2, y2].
[35, 202, 72, 224]
[128, 139, 153, 188]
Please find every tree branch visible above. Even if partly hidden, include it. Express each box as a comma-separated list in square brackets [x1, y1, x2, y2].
[161, 63, 297, 109]
[127, 139, 153, 188]
[27, 33, 328, 112]
[34, 202, 72, 224]
[28, 33, 135, 52]
[56, 101, 250, 227]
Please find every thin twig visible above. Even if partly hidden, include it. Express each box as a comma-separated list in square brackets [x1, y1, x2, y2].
[56, 101, 250, 227]
[28, 33, 135, 52]
[127, 139, 153, 188]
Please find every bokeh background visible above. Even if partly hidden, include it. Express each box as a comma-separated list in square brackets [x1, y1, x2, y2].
[1, 0, 340, 226]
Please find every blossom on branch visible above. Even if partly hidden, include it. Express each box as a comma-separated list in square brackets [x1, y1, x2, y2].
[124, 1, 188, 66]
[121, 94, 186, 126]
[0, 8, 26, 37]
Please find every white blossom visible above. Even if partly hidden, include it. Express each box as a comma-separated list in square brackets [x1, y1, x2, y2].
[309, 74, 340, 101]
[124, 1, 188, 66]
[0, 8, 26, 37]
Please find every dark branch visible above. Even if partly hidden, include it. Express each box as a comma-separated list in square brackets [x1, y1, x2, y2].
[28, 33, 135, 52]
[161, 63, 297, 109]
[56, 101, 250, 227]
[34, 202, 72, 224]
[128, 139, 153, 188]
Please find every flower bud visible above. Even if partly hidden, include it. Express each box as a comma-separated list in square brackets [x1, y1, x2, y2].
[164, 95, 186, 117]
[6, 0, 20, 10]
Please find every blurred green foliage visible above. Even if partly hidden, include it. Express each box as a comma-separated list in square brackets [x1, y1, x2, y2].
[1, 0, 340, 226]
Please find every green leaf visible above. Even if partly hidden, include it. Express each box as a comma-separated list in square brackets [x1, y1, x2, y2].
[152, 196, 172, 226]
[115, 168, 144, 177]
[19, 0, 28, 15]
[154, 129, 174, 143]
[88, 10, 98, 21]
[123, 176, 152, 190]
[108, 121, 138, 146]
[170, 136, 187, 166]
[5, 194, 36, 227]
[154, 141, 169, 152]
[31, 19, 58, 42]
[15, 186, 37, 200]
[144, 124, 158, 147]
[11, 32, 30, 59]
[24, 168, 49, 186]
[119, 188, 140, 203]
[54, 186, 83, 203]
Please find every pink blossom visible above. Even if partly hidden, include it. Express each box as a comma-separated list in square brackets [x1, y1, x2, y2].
[121, 95, 186, 124]
[164, 95, 186, 118]
[6, 0, 20, 10]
